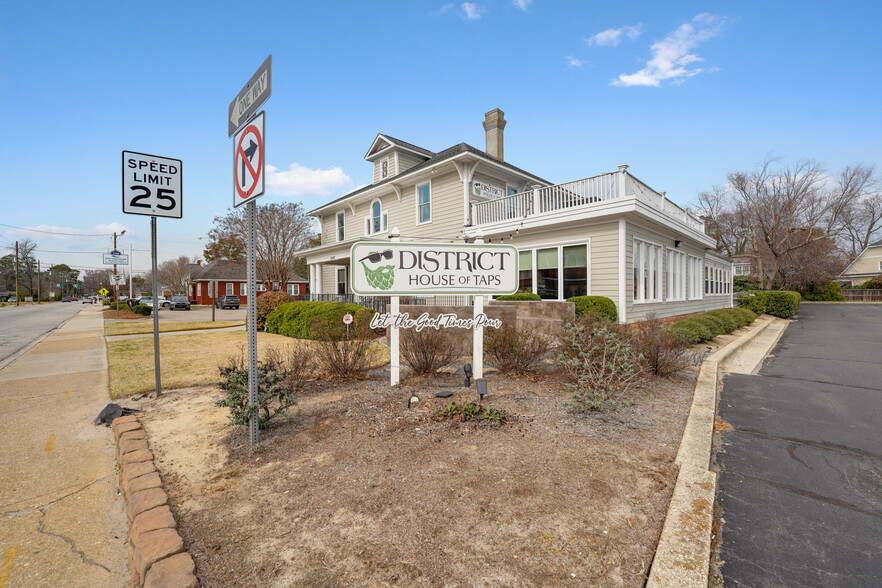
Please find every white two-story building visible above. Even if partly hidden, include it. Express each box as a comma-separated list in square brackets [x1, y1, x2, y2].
[303, 109, 732, 323]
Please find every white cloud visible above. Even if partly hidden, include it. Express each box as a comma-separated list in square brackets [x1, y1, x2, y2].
[264, 163, 352, 197]
[565, 55, 584, 68]
[2, 222, 129, 241]
[586, 24, 642, 47]
[512, 0, 532, 11]
[461, 3, 485, 20]
[613, 13, 726, 87]
[431, 3, 454, 16]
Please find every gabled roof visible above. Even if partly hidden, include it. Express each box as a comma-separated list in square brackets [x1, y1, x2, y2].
[193, 259, 305, 283]
[311, 142, 552, 216]
[364, 133, 435, 160]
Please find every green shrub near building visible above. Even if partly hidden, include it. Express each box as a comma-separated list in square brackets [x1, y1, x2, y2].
[265, 301, 377, 340]
[799, 281, 846, 301]
[670, 318, 715, 344]
[566, 296, 618, 322]
[669, 305, 759, 344]
[495, 292, 542, 301]
[132, 304, 152, 316]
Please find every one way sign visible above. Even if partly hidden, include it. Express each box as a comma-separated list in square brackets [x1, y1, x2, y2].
[233, 111, 265, 207]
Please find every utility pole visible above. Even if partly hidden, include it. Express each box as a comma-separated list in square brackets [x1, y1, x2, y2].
[37, 260, 40, 304]
[14, 241, 19, 306]
[129, 242, 133, 301]
[114, 230, 126, 317]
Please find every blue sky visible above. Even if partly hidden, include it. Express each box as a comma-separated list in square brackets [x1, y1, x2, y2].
[2, 1, 881, 276]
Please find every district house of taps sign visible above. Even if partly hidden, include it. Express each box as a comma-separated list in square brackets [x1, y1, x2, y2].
[350, 242, 518, 296]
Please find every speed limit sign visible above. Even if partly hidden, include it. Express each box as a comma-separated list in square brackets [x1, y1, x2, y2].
[122, 151, 183, 218]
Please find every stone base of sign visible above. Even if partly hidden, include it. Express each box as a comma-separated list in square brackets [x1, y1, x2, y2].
[111, 415, 200, 588]
[394, 300, 573, 340]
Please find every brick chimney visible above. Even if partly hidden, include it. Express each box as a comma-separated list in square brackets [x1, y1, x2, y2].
[483, 108, 506, 161]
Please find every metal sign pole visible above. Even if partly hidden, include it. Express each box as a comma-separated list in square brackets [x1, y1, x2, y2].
[246, 200, 259, 445]
[390, 230, 401, 386]
[472, 232, 484, 380]
[151, 217, 162, 397]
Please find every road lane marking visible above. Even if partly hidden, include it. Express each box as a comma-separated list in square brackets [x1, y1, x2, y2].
[45, 435, 55, 454]
[0, 545, 21, 588]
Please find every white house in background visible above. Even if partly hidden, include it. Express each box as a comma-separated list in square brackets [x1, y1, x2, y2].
[837, 239, 882, 286]
[302, 109, 733, 322]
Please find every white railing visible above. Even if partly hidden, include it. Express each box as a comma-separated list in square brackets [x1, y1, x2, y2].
[539, 173, 620, 213]
[469, 171, 707, 235]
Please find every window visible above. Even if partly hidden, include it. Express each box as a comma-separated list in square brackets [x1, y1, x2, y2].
[633, 239, 662, 303]
[197, 283, 201, 296]
[417, 182, 431, 224]
[705, 265, 730, 295]
[226, 283, 233, 296]
[688, 256, 703, 300]
[287, 284, 300, 296]
[734, 263, 751, 276]
[878, 260, 882, 271]
[256, 283, 266, 292]
[380, 158, 388, 179]
[563, 245, 588, 299]
[337, 212, 345, 242]
[240, 283, 247, 296]
[336, 268, 346, 295]
[667, 249, 686, 301]
[365, 199, 388, 235]
[518, 250, 532, 293]
[537, 248, 559, 299]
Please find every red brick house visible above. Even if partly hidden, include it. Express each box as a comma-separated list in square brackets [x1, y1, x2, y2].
[188, 259, 308, 305]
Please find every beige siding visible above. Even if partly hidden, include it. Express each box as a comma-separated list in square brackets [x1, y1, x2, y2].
[844, 246, 882, 276]
[372, 155, 392, 185]
[626, 219, 731, 321]
[397, 152, 425, 174]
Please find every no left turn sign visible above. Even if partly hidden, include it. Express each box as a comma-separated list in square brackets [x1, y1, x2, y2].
[233, 111, 265, 207]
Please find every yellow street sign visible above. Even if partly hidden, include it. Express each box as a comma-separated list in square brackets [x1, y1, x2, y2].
[99, 288, 109, 296]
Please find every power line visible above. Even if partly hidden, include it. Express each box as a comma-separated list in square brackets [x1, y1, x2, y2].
[0, 223, 116, 237]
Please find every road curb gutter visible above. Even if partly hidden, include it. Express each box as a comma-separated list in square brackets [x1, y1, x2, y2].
[111, 415, 199, 588]
[647, 317, 777, 587]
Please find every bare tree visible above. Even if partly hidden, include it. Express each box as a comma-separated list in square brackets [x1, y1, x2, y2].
[699, 160, 873, 289]
[156, 256, 193, 294]
[203, 202, 316, 288]
[83, 268, 113, 294]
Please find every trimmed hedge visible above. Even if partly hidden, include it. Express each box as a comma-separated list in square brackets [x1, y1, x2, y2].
[706, 309, 738, 333]
[737, 291, 767, 315]
[132, 304, 152, 316]
[799, 282, 846, 302]
[566, 296, 618, 322]
[255, 291, 296, 330]
[496, 292, 542, 301]
[670, 318, 714, 344]
[265, 301, 377, 340]
[669, 305, 759, 344]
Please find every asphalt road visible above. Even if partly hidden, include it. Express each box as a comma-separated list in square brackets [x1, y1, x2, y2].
[0, 302, 84, 365]
[716, 304, 882, 587]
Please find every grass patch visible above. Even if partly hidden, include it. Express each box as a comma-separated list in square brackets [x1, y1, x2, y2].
[105, 320, 244, 336]
[107, 330, 390, 399]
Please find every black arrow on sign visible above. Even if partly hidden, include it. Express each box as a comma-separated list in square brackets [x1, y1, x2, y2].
[241, 140, 258, 187]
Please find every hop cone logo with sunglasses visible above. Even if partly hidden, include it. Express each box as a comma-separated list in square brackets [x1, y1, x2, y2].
[361, 250, 395, 290]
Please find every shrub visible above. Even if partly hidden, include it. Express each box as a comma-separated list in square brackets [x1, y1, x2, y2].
[266, 301, 377, 340]
[567, 296, 618, 322]
[694, 315, 726, 336]
[103, 299, 112, 306]
[737, 291, 767, 315]
[401, 327, 463, 375]
[856, 275, 882, 289]
[670, 318, 714, 344]
[631, 314, 692, 377]
[484, 323, 553, 374]
[706, 309, 738, 333]
[733, 275, 758, 292]
[733, 307, 757, 324]
[558, 317, 645, 411]
[255, 291, 295, 330]
[216, 345, 313, 429]
[760, 290, 800, 318]
[311, 312, 376, 378]
[495, 292, 542, 301]
[132, 304, 152, 316]
[799, 281, 846, 301]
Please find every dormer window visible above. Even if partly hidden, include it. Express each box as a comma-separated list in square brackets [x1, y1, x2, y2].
[381, 158, 389, 179]
[365, 198, 388, 235]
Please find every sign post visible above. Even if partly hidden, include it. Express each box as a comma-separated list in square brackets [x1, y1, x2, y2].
[350, 239, 518, 386]
[122, 150, 183, 397]
[230, 57, 270, 446]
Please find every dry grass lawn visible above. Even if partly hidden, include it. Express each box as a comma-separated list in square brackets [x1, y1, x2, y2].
[106, 331, 390, 399]
[105, 320, 244, 336]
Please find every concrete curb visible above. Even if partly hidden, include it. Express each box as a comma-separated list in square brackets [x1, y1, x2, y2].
[646, 317, 777, 587]
[111, 415, 199, 588]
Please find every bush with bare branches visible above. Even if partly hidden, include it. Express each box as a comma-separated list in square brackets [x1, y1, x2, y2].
[630, 314, 694, 377]
[400, 327, 463, 376]
[311, 313, 375, 379]
[484, 324, 553, 374]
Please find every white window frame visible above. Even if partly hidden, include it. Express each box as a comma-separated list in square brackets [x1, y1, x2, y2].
[734, 263, 750, 276]
[287, 284, 300, 296]
[196, 283, 201, 296]
[688, 256, 703, 300]
[256, 283, 267, 292]
[416, 180, 432, 226]
[878, 260, 882, 271]
[380, 157, 389, 180]
[336, 267, 346, 295]
[364, 198, 389, 236]
[240, 283, 247, 296]
[634, 238, 663, 304]
[336, 211, 345, 242]
[705, 263, 729, 296]
[667, 248, 686, 302]
[226, 283, 233, 296]
[516, 239, 591, 301]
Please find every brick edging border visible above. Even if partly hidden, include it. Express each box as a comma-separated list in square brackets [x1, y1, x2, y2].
[112, 415, 200, 588]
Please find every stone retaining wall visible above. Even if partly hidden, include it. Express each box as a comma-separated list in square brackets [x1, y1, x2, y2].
[111, 415, 199, 588]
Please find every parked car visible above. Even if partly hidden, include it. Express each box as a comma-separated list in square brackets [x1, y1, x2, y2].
[137, 296, 171, 309]
[169, 295, 191, 311]
[71, 297, 78, 302]
[82, 296, 92, 304]
[62, 297, 71, 302]
[215, 295, 240, 309]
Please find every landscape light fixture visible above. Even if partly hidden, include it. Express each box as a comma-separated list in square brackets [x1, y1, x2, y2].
[476, 378, 488, 401]
[408, 393, 420, 408]
[463, 363, 473, 387]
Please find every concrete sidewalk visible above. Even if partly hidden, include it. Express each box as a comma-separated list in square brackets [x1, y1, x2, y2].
[0, 306, 128, 587]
